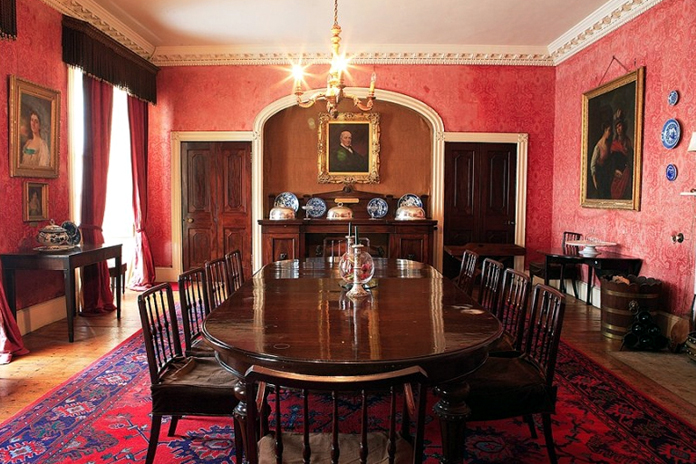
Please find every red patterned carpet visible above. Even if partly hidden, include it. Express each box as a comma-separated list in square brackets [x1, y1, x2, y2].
[1, 331, 695, 463]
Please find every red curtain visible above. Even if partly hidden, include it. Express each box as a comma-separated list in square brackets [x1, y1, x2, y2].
[80, 75, 115, 314]
[127, 95, 156, 290]
[0, 276, 28, 363]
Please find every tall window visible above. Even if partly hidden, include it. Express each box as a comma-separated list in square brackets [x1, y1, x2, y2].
[68, 67, 135, 266]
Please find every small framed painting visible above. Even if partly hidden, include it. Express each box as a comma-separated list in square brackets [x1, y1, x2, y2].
[318, 112, 380, 184]
[23, 182, 49, 222]
[580, 67, 644, 210]
[9, 76, 61, 178]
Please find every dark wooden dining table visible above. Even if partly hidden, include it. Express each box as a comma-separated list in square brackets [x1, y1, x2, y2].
[203, 258, 502, 464]
[536, 247, 642, 305]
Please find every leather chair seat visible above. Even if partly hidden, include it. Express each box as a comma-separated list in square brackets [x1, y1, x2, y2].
[186, 338, 216, 358]
[487, 332, 519, 357]
[153, 357, 240, 415]
[466, 356, 556, 421]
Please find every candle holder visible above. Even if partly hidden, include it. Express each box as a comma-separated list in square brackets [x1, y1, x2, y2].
[346, 244, 374, 299]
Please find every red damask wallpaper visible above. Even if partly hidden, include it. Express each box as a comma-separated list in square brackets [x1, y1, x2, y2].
[0, 0, 69, 308]
[553, 0, 696, 317]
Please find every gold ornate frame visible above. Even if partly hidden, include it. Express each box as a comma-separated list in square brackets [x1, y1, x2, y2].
[23, 181, 49, 222]
[9, 75, 61, 178]
[318, 112, 380, 184]
[580, 67, 644, 210]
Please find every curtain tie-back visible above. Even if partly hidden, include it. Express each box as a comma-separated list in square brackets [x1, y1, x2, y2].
[135, 228, 145, 233]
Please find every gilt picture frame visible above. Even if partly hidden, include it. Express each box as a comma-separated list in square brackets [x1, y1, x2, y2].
[9, 76, 61, 178]
[318, 112, 380, 184]
[580, 67, 644, 210]
[23, 182, 48, 222]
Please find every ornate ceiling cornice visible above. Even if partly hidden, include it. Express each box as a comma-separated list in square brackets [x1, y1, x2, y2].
[44, 0, 662, 68]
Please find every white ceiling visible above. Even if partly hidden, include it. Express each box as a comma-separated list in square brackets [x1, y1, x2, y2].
[44, 0, 660, 66]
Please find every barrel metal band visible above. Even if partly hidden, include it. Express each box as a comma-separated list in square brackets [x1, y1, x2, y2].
[602, 289, 660, 299]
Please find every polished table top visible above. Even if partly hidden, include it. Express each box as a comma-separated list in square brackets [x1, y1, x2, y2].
[203, 258, 502, 384]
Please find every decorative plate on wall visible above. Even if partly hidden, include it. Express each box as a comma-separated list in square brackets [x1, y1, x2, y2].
[304, 197, 327, 218]
[397, 193, 423, 209]
[668, 90, 679, 106]
[367, 198, 389, 218]
[661, 119, 681, 149]
[666, 164, 678, 182]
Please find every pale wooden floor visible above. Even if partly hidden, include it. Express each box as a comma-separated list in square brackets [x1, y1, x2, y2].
[2, 287, 696, 429]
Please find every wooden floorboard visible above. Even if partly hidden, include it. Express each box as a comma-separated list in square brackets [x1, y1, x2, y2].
[2, 287, 696, 429]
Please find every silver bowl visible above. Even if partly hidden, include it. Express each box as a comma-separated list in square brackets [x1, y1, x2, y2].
[395, 206, 426, 220]
[269, 207, 295, 220]
[327, 204, 353, 220]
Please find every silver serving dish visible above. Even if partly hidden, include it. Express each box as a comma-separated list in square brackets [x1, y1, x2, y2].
[395, 206, 426, 220]
[37, 219, 70, 246]
[269, 206, 295, 220]
[327, 203, 353, 220]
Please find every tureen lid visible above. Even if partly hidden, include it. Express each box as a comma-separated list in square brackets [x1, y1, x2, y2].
[40, 219, 67, 233]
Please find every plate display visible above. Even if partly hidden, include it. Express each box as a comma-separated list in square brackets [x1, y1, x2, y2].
[34, 244, 77, 253]
[668, 90, 679, 106]
[366, 198, 389, 218]
[661, 118, 681, 149]
[666, 164, 678, 182]
[274, 192, 299, 212]
[397, 193, 423, 209]
[61, 221, 81, 245]
[304, 197, 327, 218]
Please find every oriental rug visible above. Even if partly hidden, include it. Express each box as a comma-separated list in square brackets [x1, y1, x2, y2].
[1, 332, 696, 464]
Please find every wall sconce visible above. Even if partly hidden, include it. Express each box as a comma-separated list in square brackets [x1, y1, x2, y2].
[688, 132, 696, 152]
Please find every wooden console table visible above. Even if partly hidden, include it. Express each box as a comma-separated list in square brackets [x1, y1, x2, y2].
[1, 244, 122, 342]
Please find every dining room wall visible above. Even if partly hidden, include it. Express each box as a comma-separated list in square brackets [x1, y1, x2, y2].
[149, 64, 557, 270]
[0, 0, 69, 310]
[552, 0, 696, 318]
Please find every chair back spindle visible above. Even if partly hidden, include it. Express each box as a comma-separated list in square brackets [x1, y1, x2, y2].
[478, 258, 504, 312]
[523, 284, 566, 386]
[457, 250, 479, 296]
[205, 257, 232, 309]
[496, 268, 531, 351]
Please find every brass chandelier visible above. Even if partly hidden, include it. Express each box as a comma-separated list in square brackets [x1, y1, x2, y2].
[292, 0, 376, 118]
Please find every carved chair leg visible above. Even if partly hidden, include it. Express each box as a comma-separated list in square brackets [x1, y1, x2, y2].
[523, 414, 537, 439]
[167, 415, 180, 436]
[146, 415, 163, 464]
[542, 413, 558, 464]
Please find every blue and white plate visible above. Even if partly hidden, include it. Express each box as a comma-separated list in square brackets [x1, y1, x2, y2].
[61, 221, 81, 246]
[397, 193, 423, 209]
[305, 197, 327, 218]
[661, 119, 681, 149]
[668, 90, 679, 106]
[666, 164, 678, 182]
[367, 198, 389, 219]
[274, 192, 299, 212]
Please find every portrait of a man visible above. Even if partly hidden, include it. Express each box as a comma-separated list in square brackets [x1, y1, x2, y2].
[317, 112, 380, 184]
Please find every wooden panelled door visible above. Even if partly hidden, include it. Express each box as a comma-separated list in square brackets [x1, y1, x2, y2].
[444, 142, 517, 245]
[181, 141, 251, 278]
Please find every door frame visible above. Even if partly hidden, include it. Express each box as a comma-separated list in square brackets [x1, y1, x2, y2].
[166, 131, 254, 282]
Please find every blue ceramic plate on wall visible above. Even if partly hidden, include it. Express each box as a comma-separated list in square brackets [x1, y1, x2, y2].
[661, 119, 681, 149]
[666, 164, 678, 182]
[304, 197, 327, 218]
[668, 90, 679, 106]
[274, 192, 299, 212]
[367, 198, 389, 218]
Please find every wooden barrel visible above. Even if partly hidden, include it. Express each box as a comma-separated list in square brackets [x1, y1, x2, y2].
[599, 275, 662, 340]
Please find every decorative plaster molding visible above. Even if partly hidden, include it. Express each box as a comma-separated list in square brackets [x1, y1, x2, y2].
[41, 0, 155, 59]
[43, 0, 661, 68]
[549, 0, 664, 64]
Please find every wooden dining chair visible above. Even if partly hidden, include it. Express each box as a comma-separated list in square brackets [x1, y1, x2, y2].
[205, 257, 233, 309]
[137, 283, 241, 464]
[244, 365, 428, 464]
[456, 249, 479, 296]
[477, 258, 504, 312]
[488, 268, 531, 356]
[462, 284, 566, 464]
[225, 249, 245, 292]
[529, 231, 582, 297]
[178, 267, 215, 357]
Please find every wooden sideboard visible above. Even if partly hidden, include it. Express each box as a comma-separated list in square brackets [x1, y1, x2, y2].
[260, 187, 437, 265]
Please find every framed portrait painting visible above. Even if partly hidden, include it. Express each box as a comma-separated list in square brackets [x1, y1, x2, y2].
[23, 182, 48, 222]
[317, 112, 380, 184]
[9, 76, 61, 178]
[580, 67, 644, 210]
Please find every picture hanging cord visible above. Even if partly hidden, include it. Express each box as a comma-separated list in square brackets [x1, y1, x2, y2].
[598, 55, 632, 86]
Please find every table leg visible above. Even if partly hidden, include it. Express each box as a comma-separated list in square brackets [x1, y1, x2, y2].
[433, 381, 471, 464]
[586, 266, 594, 305]
[115, 255, 122, 318]
[64, 269, 76, 343]
[2, 268, 17, 319]
[544, 257, 551, 286]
